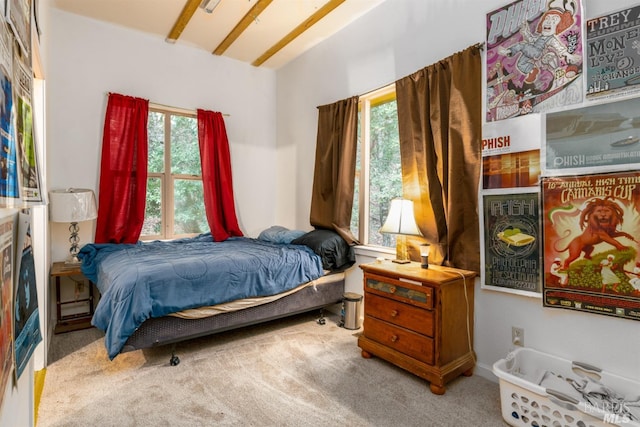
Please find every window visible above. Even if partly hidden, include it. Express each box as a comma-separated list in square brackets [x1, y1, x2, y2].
[351, 85, 403, 248]
[141, 108, 208, 240]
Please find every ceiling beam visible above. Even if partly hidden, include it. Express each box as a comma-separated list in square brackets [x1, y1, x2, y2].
[166, 0, 201, 43]
[212, 0, 274, 56]
[252, 0, 345, 67]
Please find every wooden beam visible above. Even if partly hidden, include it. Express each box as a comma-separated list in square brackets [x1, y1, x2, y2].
[213, 0, 274, 55]
[166, 0, 201, 43]
[252, 0, 345, 67]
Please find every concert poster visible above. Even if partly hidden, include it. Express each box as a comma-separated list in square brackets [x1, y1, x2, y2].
[0, 20, 18, 205]
[13, 211, 41, 380]
[482, 114, 541, 189]
[486, 0, 583, 122]
[586, 4, 640, 99]
[541, 171, 640, 320]
[0, 215, 14, 412]
[481, 190, 541, 296]
[545, 97, 640, 173]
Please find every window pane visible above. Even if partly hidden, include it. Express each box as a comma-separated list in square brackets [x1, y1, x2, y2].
[171, 115, 200, 176]
[148, 112, 164, 173]
[369, 100, 401, 248]
[173, 179, 207, 235]
[142, 177, 162, 236]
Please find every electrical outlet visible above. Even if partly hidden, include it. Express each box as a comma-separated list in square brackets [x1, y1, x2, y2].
[512, 327, 524, 347]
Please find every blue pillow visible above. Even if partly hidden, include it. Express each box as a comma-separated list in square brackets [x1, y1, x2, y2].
[258, 226, 306, 244]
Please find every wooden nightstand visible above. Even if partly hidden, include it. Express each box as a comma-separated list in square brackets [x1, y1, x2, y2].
[358, 260, 476, 395]
[51, 262, 95, 334]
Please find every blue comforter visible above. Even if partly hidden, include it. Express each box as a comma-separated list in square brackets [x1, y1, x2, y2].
[79, 235, 324, 359]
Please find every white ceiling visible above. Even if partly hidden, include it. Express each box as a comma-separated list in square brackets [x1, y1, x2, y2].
[50, 0, 387, 69]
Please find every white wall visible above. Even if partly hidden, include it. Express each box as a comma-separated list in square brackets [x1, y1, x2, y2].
[277, 0, 640, 384]
[46, 7, 280, 263]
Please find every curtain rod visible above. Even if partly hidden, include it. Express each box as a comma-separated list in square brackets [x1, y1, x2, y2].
[149, 101, 230, 117]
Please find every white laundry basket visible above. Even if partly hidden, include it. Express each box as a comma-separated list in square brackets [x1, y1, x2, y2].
[493, 347, 640, 427]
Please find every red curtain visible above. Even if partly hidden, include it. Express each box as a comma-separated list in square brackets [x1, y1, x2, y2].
[95, 93, 149, 244]
[197, 109, 243, 241]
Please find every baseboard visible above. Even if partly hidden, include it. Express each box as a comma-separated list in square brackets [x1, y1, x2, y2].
[474, 361, 498, 383]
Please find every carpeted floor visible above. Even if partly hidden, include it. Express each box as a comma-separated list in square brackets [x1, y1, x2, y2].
[37, 312, 506, 426]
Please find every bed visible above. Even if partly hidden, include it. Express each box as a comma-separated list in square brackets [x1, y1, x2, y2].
[79, 227, 354, 362]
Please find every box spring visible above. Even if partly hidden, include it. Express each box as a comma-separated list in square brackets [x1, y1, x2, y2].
[121, 273, 345, 353]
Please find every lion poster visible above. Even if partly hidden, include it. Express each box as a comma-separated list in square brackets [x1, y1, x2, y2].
[541, 171, 640, 320]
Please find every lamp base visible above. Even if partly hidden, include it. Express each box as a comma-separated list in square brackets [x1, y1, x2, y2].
[65, 256, 82, 265]
[393, 235, 411, 264]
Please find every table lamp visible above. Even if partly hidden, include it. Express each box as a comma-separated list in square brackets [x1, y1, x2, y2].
[379, 198, 423, 264]
[49, 188, 98, 264]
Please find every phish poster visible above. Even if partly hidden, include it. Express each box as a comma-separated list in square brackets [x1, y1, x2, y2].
[545, 97, 640, 172]
[482, 192, 541, 295]
[586, 4, 640, 99]
[482, 114, 542, 189]
[541, 172, 640, 321]
[486, 0, 583, 122]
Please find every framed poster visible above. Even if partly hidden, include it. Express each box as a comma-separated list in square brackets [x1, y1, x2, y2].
[545, 97, 640, 174]
[13, 48, 41, 203]
[13, 210, 40, 380]
[486, 0, 583, 122]
[541, 172, 640, 320]
[481, 189, 541, 296]
[0, 19, 19, 206]
[6, 0, 29, 59]
[0, 214, 13, 412]
[586, 4, 640, 99]
[482, 114, 542, 189]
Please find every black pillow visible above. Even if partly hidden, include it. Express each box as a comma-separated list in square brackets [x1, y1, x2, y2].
[291, 229, 355, 271]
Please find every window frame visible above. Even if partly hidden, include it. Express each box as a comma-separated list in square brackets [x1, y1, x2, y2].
[355, 84, 400, 247]
[142, 107, 204, 241]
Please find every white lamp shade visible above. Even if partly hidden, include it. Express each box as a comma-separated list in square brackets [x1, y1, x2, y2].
[49, 188, 98, 223]
[379, 198, 423, 236]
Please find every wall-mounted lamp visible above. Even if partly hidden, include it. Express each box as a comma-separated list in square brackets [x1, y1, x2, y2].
[379, 198, 423, 264]
[201, 0, 221, 13]
[49, 188, 98, 264]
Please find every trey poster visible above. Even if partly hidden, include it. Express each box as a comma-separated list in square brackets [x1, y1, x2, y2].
[486, 0, 583, 122]
[541, 171, 640, 320]
[586, 4, 640, 99]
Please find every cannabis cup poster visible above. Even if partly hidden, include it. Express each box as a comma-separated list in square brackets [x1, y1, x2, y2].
[541, 171, 640, 320]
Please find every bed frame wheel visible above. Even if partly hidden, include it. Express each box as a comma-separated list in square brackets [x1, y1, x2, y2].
[169, 344, 180, 366]
[170, 354, 180, 366]
[316, 309, 326, 325]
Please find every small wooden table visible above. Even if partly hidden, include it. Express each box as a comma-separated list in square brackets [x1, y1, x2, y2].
[51, 261, 95, 334]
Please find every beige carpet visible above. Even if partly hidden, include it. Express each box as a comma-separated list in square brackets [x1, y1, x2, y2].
[37, 312, 506, 426]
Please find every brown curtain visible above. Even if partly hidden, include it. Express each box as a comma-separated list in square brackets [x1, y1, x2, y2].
[309, 96, 359, 245]
[395, 45, 481, 272]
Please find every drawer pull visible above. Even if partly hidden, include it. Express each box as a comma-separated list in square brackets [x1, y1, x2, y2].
[390, 335, 399, 343]
[390, 309, 399, 317]
[389, 286, 397, 294]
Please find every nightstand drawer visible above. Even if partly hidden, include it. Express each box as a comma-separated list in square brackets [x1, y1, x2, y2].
[365, 274, 433, 309]
[363, 316, 434, 364]
[365, 292, 434, 337]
